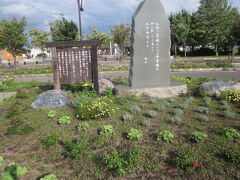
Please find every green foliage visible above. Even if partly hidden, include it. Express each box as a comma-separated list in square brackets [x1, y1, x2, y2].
[99, 125, 113, 136]
[153, 104, 166, 111]
[50, 17, 78, 41]
[105, 149, 141, 176]
[172, 108, 183, 116]
[220, 104, 231, 111]
[223, 110, 236, 119]
[40, 174, 58, 180]
[196, 106, 209, 114]
[225, 128, 240, 140]
[174, 148, 199, 170]
[0, 156, 3, 167]
[171, 61, 234, 69]
[85, 25, 111, 48]
[42, 134, 59, 148]
[111, 24, 131, 53]
[48, 110, 57, 118]
[221, 89, 240, 103]
[179, 103, 189, 110]
[127, 129, 143, 141]
[149, 98, 157, 104]
[7, 104, 23, 119]
[145, 110, 157, 118]
[197, 115, 209, 122]
[130, 105, 141, 114]
[76, 122, 90, 132]
[64, 138, 89, 159]
[222, 149, 240, 164]
[0, 164, 28, 180]
[168, 98, 176, 103]
[5, 121, 23, 136]
[157, 130, 174, 142]
[28, 29, 49, 56]
[141, 119, 151, 127]
[203, 97, 212, 106]
[15, 90, 29, 99]
[189, 131, 208, 143]
[58, 116, 71, 125]
[103, 87, 113, 96]
[75, 94, 117, 120]
[122, 114, 133, 121]
[21, 125, 35, 135]
[0, 17, 27, 63]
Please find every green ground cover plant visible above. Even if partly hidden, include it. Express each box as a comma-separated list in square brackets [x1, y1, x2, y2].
[122, 113, 133, 121]
[0, 79, 239, 179]
[40, 174, 58, 180]
[58, 116, 71, 125]
[127, 129, 143, 140]
[221, 89, 240, 103]
[76, 122, 90, 132]
[42, 134, 59, 148]
[157, 130, 174, 142]
[189, 132, 208, 143]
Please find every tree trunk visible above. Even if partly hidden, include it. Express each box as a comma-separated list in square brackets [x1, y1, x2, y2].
[174, 45, 177, 57]
[215, 44, 219, 56]
[13, 56, 18, 69]
[41, 49, 45, 64]
[184, 46, 187, 57]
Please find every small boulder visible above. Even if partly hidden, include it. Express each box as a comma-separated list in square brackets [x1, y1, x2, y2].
[99, 79, 115, 95]
[31, 90, 71, 108]
[200, 80, 240, 97]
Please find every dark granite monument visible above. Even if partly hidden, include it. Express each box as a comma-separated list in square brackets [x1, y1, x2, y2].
[129, 0, 171, 88]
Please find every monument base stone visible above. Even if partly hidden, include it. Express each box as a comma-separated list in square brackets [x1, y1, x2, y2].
[114, 82, 187, 98]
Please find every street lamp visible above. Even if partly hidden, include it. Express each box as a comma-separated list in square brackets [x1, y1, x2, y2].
[77, 0, 84, 40]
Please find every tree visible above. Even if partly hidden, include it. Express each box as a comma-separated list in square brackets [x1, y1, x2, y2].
[28, 29, 50, 63]
[111, 24, 131, 55]
[50, 17, 78, 41]
[85, 25, 112, 48]
[197, 0, 239, 56]
[0, 17, 27, 68]
[170, 9, 191, 57]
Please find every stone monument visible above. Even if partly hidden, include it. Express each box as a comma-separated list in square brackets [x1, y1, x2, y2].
[116, 0, 187, 98]
[129, 0, 170, 88]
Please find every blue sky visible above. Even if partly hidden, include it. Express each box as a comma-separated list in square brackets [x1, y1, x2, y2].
[0, 0, 239, 34]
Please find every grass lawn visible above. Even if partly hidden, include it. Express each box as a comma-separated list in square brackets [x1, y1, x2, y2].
[0, 78, 239, 179]
[177, 55, 240, 60]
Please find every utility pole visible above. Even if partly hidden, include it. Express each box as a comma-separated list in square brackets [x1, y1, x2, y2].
[77, 0, 84, 40]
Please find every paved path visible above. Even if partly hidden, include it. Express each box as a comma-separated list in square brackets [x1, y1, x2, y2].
[4, 70, 240, 83]
[0, 92, 16, 101]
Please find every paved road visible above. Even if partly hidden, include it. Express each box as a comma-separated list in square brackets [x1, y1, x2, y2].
[7, 70, 240, 83]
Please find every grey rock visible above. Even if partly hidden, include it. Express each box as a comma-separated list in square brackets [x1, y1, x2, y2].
[200, 80, 240, 97]
[31, 90, 71, 108]
[129, 0, 171, 88]
[99, 78, 115, 95]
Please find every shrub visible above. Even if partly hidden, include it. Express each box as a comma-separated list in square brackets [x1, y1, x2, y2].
[189, 132, 208, 143]
[149, 98, 157, 104]
[222, 149, 240, 164]
[21, 125, 35, 135]
[168, 98, 175, 103]
[76, 122, 90, 132]
[145, 110, 157, 118]
[0, 164, 28, 179]
[153, 104, 166, 111]
[196, 107, 209, 114]
[122, 114, 133, 121]
[130, 105, 141, 114]
[172, 108, 183, 116]
[179, 103, 189, 110]
[220, 104, 231, 111]
[76, 96, 117, 120]
[42, 134, 59, 148]
[48, 110, 57, 118]
[5, 120, 23, 135]
[187, 97, 195, 103]
[64, 138, 89, 159]
[197, 115, 209, 122]
[127, 129, 143, 140]
[220, 100, 228, 105]
[141, 119, 151, 127]
[7, 104, 23, 119]
[0, 156, 3, 167]
[174, 149, 199, 170]
[221, 89, 240, 103]
[203, 97, 212, 106]
[171, 116, 182, 124]
[104, 87, 113, 96]
[105, 149, 141, 176]
[58, 116, 71, 125]
[15, 90, 29, 99]
[99, 125, 114, 136]
[157, 130, 174, 142]
[225, 128, 240, 140]
[40, 174, 58, 180]
[223, 110, 236, 119]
